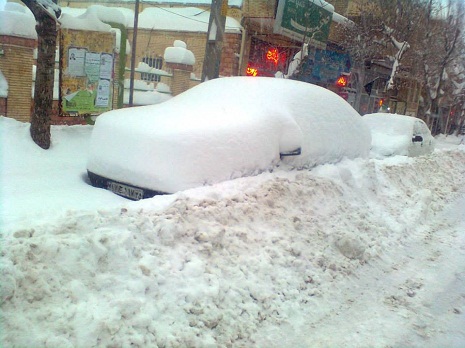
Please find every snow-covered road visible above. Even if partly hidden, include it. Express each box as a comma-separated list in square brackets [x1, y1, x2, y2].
[1, 118, 464, 347]
[283, 192, 465, 348]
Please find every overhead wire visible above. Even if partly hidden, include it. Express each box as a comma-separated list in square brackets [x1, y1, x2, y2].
[138, 1, 240, 30]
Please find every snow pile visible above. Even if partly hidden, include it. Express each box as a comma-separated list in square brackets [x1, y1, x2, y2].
[1, 116, 464, 347]
[123, 79, 172, 106]
[123, 89, 172, 106]
[0, 116, 126, 231]
[124, 78, 156, 91]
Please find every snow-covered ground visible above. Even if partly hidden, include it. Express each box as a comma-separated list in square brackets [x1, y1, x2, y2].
[1, 116, 464, 347]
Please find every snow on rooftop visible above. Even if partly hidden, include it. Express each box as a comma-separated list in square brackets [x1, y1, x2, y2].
[0, 4, 37, 39]
[11, 3, 242, 33]
[314, 0, 334, 12]
[59, 9, 113, 32]
[332, 12, 354, 26]
[136, 7, 242, 33]
[88, 0, 243, 8]
[84, 4, 130, 27]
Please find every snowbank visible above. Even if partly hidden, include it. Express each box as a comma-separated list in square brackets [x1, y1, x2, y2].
[1, 116, 465, 347]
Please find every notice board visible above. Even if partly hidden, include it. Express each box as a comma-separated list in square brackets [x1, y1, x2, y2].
[60, 28, 115, 116]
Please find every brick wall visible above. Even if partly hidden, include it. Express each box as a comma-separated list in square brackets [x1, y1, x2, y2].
[0, 98, 6, 115]
[221, 33, 242, 77]
[0, 35, 35, 122]
[327, 0, 350, 15]
[241, 0, 276, 18]
[127, 30, 242, 81]
[165, 62, 193, 96]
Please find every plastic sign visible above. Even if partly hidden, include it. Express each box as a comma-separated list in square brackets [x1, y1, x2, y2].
[246, 65, 258, 77]
[273, 0, 332, 50]
[336, 75, 348, 87]
[266, 48, 280, 65]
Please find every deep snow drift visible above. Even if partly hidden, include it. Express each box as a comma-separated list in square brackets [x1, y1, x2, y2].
[1, 117, 465, 347]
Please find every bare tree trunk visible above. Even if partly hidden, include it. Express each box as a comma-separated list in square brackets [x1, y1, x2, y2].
[31, 15, 57, 149]
[21, 0, 60, 149]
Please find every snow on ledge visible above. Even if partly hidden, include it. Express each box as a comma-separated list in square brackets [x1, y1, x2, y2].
[0, 7, 37, 39]
[164, 41, 195, 65]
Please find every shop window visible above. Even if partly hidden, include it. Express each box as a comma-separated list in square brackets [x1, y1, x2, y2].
[247, 37, 293, 77]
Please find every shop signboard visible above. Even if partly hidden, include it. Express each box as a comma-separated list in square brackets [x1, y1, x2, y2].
[273, 0, 333, 49]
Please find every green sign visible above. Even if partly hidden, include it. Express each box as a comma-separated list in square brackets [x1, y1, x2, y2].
[274, 0, 333, 49]
[63, 89, 98, 114]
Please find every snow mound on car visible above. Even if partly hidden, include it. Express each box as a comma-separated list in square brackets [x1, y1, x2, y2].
[87, 77, 371, 193]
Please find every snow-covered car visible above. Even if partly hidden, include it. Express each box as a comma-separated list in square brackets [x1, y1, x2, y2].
[361, 113, 435, 158]
[87, 77, 371, 199]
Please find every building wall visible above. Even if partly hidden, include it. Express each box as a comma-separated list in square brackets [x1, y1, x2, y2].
[327, 0, 350, 15]
[127, 29, 242, 81]
[241, 0, 276, 18]
[0, 97, 6, 115]
[0, 35, 35, 122]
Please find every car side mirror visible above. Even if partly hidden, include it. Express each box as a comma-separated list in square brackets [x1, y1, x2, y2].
[412, 135, 423, 143]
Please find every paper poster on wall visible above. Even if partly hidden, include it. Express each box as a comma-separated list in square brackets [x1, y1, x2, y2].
[60, 28, 116, 117]
[99, 53, 113, 80]
[85, 52, 101, 83]
[62, 48, 113, 115]
[95, 79, 111, 107]
[67, 48, 87, 76]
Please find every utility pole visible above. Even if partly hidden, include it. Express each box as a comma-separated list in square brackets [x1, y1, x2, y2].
[201, 0, 228, 82]
[129, 0, 140, 106]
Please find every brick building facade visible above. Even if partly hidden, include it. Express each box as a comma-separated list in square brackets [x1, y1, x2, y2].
[0, 35, 35, 122]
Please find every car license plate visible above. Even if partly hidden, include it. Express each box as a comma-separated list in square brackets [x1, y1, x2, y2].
[107, 181, 144, 200]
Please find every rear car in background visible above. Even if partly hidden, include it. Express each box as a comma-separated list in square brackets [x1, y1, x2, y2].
[361, 113, 435, 158]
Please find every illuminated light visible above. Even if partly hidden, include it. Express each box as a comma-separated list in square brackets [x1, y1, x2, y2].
[379, 99, 384, 106]
[336, 75, 348, 87]
[266, 48, 280, 65]
[246, 65, 258, 77]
